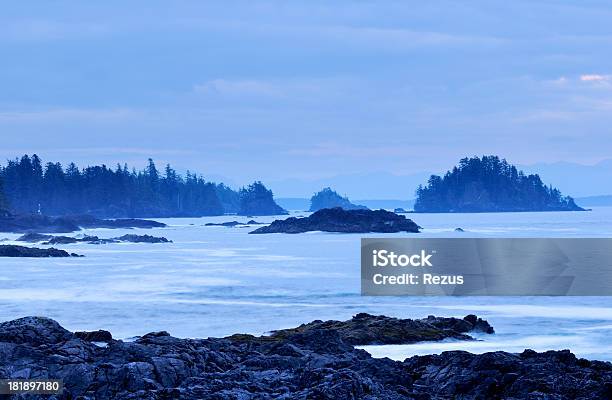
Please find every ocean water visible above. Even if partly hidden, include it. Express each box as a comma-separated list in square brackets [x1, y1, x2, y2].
[1, 207, 612, 361]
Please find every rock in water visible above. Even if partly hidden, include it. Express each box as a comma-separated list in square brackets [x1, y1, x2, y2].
[0, 245, 81, 257]
[15, 233, 55, 242]
[268, 313, 493, 345]
[0, 314, 609, 399]
[115, 234, 171, 243]
[70, 215, 166, 229]
[250, 207, 421, 234]
[205, 220, 265, 227]
[205, 220, 243, 227]
[16, 233, 171, 245]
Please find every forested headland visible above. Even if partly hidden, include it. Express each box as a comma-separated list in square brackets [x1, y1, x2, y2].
[414, 155, 584, 213]
[0, 155, 286, 218]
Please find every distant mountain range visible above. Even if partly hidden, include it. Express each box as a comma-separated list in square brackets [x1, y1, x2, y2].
[518, 159, 612, 198]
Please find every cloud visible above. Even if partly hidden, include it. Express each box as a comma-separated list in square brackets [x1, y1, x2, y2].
[580, 74, 611, 82]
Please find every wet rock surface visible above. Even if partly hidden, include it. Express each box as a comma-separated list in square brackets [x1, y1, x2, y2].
[0, 245, 82, 257]
[267, 313, 494, 345]
[75, 330, 113, 343]
[0, 313, 608, 399]
[250, 207, 421, 234]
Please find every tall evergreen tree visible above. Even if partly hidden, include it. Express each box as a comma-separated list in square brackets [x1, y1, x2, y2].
[0, 175, 9, 215]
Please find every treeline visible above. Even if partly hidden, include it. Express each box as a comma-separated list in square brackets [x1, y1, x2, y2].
[414, 155, 583, 212]
[0, 155, 286, 217]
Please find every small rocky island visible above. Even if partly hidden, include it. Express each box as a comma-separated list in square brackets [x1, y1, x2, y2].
[204, 220, 263, 227]
[309, 187, 368, 212]
[250, 207, 421, 234]
[414, 155, 585, 213]
[0, 313, 610, 399]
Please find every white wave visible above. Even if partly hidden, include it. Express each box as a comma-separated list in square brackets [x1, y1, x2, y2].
[359, 334, 596, 360]
[417, 304, 612, 320]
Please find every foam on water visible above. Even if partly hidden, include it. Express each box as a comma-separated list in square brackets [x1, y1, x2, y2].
[359, 333, 609, 361]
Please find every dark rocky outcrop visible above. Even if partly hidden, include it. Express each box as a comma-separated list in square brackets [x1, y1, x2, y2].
[17, 233, 171, 245]
[74, 329, 113, 343]
[250, 207, 421, 234]
[0, 213, 166, 233]
[66, 215, 166, 230]
[15, 232, 55, 243]
[0, 314, 609, 399]
[266, 313, 494, 345]
[0, 245, 81, 257]
[309, 187, 368, 212]
[115, 234, 171, 243]
[205, 220, 264, 227]
[45, 236, 82, 245]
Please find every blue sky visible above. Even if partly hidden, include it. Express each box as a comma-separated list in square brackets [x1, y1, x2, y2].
[1, 1, 611, 197]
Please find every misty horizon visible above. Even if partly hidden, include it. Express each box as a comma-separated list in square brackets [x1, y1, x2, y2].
[1, 153, 609, 200]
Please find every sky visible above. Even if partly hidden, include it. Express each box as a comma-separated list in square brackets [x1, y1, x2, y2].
[1, 1, 612, 197]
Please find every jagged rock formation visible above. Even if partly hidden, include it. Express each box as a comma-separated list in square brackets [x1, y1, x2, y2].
[0, 314, 609, 399]
[0, 245, 81, 257]
[250, 207, 420, 234]
[309, 187, 368, 212]
[16, 233, 171, 245]
[204, 220, 264, 227]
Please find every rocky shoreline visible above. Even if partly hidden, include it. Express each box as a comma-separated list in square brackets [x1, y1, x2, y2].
[0, 213, 166, 234]
[1, 313, 609, 399]
[0, 245, 82, 257]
